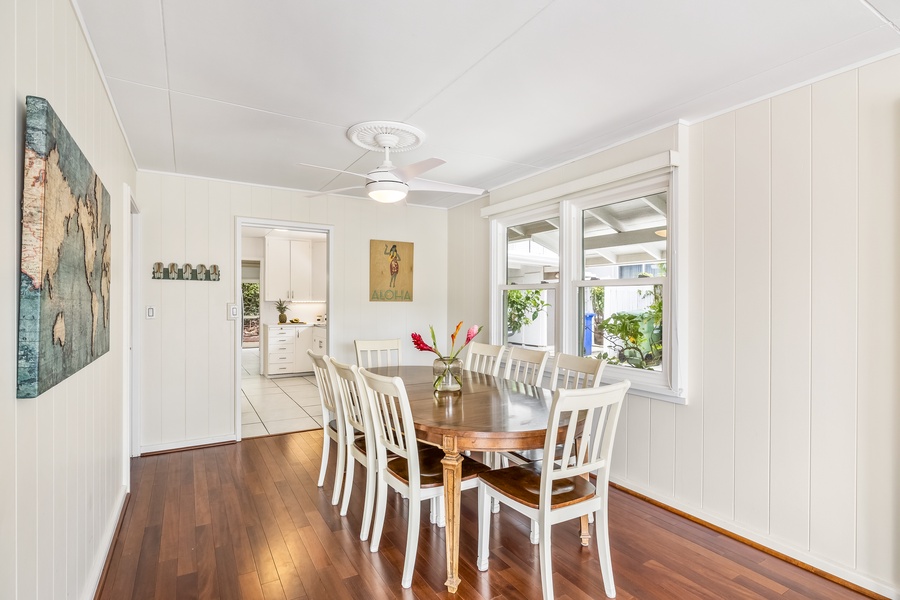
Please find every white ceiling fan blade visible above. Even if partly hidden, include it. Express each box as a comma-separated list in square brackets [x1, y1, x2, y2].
[407, 177, 485, 195]
[296, 162, 367, 179]
[304, 185, 365, 198]
[389, 157, 445, 182]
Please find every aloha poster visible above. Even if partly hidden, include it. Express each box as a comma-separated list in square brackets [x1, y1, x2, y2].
[369, 240, 413, 302]
[17, 96, 112, 398]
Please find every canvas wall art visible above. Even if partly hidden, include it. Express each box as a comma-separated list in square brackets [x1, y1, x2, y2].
[369, 239, 413, 301]
[17, 95, 112, 398]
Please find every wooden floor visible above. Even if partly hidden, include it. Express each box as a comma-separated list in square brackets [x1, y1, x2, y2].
[99, 430, 871, 600]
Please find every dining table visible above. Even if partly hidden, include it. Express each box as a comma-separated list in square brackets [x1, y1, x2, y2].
[367, 365, 565, 594]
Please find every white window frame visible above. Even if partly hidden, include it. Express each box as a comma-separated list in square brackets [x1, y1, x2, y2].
[490, 205, 564, 353]
[488, 158, 687, 403]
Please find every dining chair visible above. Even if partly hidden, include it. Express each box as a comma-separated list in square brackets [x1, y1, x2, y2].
[358, 367, 491, 589]
[354, 339, 402, 368]
[503, 346, 549, 386]
[549, 352, 607, 391]
[514, 352, 608, 541]
[463, 342, 505, 377]
[308, 350, 347, 506]
[476, 380, 631, 600]
[329, 357, 378, 541]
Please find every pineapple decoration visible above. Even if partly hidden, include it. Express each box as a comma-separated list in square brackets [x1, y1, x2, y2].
[275, 298, 290, 323]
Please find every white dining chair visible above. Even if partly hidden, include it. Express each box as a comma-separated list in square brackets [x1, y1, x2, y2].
[477, 380, 631, 600]
[513, 352, 608, 542]
[503, 346, 549, 386]
[308, 349, 347, 506]
[329, 357, 378, 540]
[354, 339, 402, 369]
[358, 367, 491, 589]
[463, 342, 505, 377]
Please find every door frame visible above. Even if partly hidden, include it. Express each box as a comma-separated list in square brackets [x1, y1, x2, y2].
[233, 217, 333, 439]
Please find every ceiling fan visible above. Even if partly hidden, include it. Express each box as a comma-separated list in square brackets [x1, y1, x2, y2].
[299, 121, 485, 203]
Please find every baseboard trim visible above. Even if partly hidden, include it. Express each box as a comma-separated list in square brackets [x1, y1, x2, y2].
[90, 490, 130, 600]
[141, 439, 236, 456]
[609, 482, 890, 600]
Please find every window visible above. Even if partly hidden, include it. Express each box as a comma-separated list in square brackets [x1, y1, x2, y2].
[502, 216, 558, 355]
[489, 167, 685, 402]
[579, 193, 667, 372]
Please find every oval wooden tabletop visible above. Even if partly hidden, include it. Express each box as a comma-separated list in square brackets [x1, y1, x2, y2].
[366, 365, 557, 451]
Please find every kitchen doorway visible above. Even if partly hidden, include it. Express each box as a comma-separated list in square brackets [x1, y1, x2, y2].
[235, 218, 332, 439]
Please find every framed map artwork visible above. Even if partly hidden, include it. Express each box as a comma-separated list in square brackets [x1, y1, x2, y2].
[17, 96, 111, 398]
[369, 239, 413, 302]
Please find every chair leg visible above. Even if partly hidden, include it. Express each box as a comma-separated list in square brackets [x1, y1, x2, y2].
[317, 431, 330, 487]
[331, 437, 346, 506]
[530, 519, 539, 544]
[340, 456, 355, 516]
[476, 484, 490, 571]
[369, 476, 388, 553]
[595, 508, 616, 598]
[437, 495, 446, 528]
[537, 517, 554, 600]
[359, 460, 377, 541]
[400, 494, 421, 588]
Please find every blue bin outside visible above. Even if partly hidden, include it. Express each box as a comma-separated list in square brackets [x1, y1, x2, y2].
[583, 313, 595, 356]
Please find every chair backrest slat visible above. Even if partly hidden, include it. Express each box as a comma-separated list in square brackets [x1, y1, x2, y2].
[541, 381, 630, 501]
[355, 339, 402, 369]
[463, 342, 505, 377]
[503, 347, 549, 386]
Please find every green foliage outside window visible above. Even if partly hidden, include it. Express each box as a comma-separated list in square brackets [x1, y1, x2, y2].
[242, 282, 260, 316]
[506, 289, 550, 335]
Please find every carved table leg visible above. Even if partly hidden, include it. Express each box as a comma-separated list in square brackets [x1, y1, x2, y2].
[441, 436, 463, 594]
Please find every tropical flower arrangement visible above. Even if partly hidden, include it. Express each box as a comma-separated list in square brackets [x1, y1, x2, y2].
[411, 322, 482, 391]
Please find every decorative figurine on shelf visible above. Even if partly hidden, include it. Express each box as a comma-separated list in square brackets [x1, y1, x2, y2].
[182, 263, 193, 280]
[275, 298, 290, 323]
[209, 264, 220, 281]
[168, 262, 179, 280]
[152, 262, 164, 279]
[196, 264, 207, 281]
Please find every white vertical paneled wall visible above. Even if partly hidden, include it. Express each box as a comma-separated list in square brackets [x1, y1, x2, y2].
[137, 172, 449, 452]
[465, 57, 900, 597]
[1, 0, 137, 597]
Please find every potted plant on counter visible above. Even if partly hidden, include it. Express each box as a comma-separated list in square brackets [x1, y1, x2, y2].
[275, 298, 290, 323]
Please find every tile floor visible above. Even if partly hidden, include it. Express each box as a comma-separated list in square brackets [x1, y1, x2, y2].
[240, 348, 323, 438]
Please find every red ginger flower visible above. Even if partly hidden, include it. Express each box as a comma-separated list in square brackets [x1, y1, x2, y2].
[411, 332, 438, 355]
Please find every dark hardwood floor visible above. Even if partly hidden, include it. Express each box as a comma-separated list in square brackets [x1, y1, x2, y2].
[99, 430, 871, 599]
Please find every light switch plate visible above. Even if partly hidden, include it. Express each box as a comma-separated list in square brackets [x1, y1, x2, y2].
[227, 303, 239, 320]
[146, 306, 156, 319]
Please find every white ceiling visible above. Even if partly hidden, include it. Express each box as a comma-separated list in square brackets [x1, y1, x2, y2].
[76, 0, 900, 208]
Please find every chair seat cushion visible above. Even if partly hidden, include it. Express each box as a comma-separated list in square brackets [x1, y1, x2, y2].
[387, 446, 491, 488]
[479, 462, 596, 509]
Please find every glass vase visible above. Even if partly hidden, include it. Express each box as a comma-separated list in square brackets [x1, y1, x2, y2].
[433, 356, 463, 393]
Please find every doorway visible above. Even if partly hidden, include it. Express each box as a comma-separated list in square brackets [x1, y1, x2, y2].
[235, 218, 332, 439]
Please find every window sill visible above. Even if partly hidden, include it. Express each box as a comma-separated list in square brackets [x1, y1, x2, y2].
[600, 365, 686, 405]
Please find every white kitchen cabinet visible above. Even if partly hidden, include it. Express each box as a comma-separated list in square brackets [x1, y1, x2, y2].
[311, 241, 326, 302]
[264, 237, 312, 301]
[312, 326, 327, 353]
[263, 324, 314, 375]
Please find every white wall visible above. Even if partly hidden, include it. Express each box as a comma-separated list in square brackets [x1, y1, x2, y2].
[459, 58, 900, 597]
[1, 0, 137, 597]
[137, 172, 449, 452]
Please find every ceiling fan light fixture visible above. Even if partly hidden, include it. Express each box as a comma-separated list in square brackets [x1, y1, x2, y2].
[366, 180, 408, 203]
